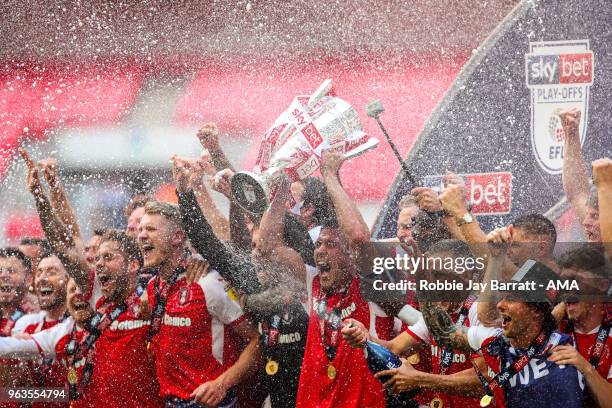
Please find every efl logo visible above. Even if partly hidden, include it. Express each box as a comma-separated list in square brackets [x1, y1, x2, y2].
[526, 52, 593, 86]
[424, 172, 512, 215]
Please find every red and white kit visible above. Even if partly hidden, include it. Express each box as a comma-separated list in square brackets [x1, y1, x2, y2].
[296, 274, 395, 408]
[146, 269, 245, 400]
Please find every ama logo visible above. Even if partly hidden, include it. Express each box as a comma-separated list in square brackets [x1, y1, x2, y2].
[525, 40, 594, 175]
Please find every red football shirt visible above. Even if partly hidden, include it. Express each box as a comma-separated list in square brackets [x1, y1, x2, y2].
[147, 270, 245, 400]
[87, 294, 161, 407]
[296, 275, 393, 408]
[405, 302, 483, 408]
[571, 325, 612, 382]
[31, 319, 94, 408]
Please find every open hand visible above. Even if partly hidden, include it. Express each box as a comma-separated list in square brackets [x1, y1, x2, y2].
[38, 158, 60, 190]
[19, 148, 43, 197]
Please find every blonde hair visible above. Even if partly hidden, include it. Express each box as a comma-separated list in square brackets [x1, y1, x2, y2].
[144, 201, 183, 230]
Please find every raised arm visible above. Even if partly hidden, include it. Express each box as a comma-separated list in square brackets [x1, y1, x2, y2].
[196, 123, 235, 173]
[438, 183, 488, 257]
[320, 151, 370, 246]
[20, 149, 91, 292]
[188, 153, 230, 241]
[38, 158, 83, 245]
[256, 176, 306, 282]
[560, 109, 591, 223]
[476, 252, 506, 327]
[172, 157, 260, 294]
[592, 158, 612, 257]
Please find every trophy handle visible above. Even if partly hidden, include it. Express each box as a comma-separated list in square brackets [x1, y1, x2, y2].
[230, 171, 271, 215]
[307, 79, 333, 109]
[343, 138, 380, 160]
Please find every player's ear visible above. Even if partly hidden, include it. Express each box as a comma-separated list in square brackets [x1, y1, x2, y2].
[172, 228, 185, 247]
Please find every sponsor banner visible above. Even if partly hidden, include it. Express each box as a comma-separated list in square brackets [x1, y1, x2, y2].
[525, 40, 594, 174]
[423, 172, 512, 215]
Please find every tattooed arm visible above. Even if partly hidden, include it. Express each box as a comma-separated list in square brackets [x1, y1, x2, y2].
[420, 301, 473, 354]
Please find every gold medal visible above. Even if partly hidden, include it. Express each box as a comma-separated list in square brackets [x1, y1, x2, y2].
[265, 360, 279, 376]
[327, 363, 337, 380]
[408, 353, 420, 365]
[430, 397, 443, 408]
[480, 395, 493, 407]
[67, 367, 78, 385]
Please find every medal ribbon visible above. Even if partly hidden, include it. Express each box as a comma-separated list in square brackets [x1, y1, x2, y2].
[573, 321, 610, 370]
[471, 330, 550, 398]
[66, 293, 137, 400]
[437, 294, 476, 376]
[147, 265, 184, 344]
[315, 281, 351, 362]
[262, 314, 281, 347]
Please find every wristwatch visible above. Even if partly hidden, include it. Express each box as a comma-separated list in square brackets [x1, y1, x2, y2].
[455, 212, 474, 226]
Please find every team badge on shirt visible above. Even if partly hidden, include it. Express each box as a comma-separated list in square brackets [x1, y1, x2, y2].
[178, 287, 190, 305]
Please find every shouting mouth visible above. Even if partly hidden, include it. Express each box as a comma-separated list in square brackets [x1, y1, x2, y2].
[97, 274, 115, 293]
[501, 314, 512, 330]
[141, 243, 155, 258]
[37, 285, 55, 299]
[317, 260, 331, 273]
[0, 284, 14, 295]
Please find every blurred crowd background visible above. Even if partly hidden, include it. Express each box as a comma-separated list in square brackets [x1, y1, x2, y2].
[0, 0, 520, 246]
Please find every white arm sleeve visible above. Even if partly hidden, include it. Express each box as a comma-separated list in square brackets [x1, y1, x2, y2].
[397, 304, 422, 326]
[31, 318, 74, 359]
[201, 271, 244, 325]
[468, 302, 480, 327]
[406, 316, 432, 344]
[0, 337, 40, 359]
[467, 325, 502, 352]
[305, 265, 318, 313]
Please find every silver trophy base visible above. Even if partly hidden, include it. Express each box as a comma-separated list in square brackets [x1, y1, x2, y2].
[231, 171, 270, 214]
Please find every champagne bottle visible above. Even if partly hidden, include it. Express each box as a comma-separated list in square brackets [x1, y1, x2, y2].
[364, 340, 419, 408]
[364, 340, 402, 382]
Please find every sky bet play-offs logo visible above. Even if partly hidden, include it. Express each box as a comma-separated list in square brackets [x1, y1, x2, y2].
[525, 40, 594, 175]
